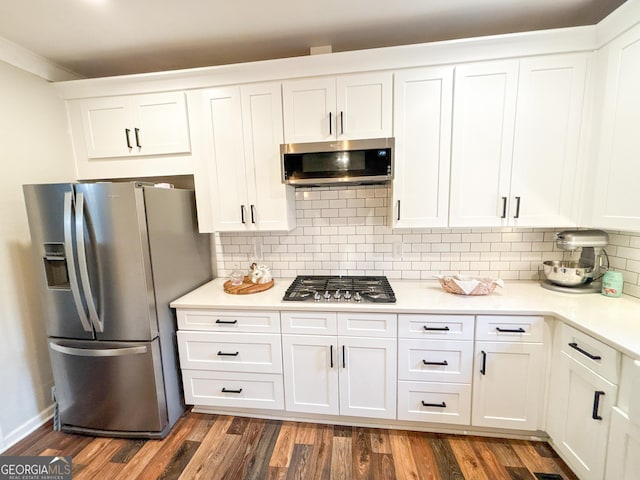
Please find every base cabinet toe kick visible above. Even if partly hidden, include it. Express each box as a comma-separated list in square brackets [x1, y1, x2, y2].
[176, 308, 637, 479]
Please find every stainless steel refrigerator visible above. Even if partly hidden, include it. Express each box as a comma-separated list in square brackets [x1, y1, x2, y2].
[23, 182, 212, 438]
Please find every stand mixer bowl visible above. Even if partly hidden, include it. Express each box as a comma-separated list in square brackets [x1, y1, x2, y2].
[542, 260, 594, 287]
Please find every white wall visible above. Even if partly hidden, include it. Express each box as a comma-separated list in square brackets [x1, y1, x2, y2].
[0, 60, 74, 450]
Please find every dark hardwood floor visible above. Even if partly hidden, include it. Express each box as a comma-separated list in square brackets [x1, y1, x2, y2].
[3, 412, 578, 479]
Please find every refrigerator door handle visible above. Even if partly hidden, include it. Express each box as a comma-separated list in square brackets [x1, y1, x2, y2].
[63, 192, 92, 333]
[50, 342, 148, 357]
[75, 192, 104, 333]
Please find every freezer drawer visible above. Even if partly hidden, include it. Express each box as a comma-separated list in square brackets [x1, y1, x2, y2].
[49, 338, 168, 436]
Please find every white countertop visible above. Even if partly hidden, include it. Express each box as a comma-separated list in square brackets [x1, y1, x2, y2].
[171, 278, 640, 360]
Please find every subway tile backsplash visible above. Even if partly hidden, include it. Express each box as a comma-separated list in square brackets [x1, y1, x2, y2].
[213, 185, 640, 298]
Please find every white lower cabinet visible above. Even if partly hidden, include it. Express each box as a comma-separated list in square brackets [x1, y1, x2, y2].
[281, 312, 397, 420]
[605, 408, 640, 480]
[547, 323, 620, 480]
[471, 315, 546, 431]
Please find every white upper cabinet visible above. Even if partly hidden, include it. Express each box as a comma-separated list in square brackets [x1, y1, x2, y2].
[450, 54, 588, 227]
[80, 92, 191, 158]
[282, 72, 392, 143]
[391, 66, 454, 228]
[592, 23, 640, 231]
[449, 60, 519, 227]
[192, 82, 295, 233]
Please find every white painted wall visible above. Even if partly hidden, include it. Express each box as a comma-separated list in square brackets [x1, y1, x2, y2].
[0, 60, 74, 450]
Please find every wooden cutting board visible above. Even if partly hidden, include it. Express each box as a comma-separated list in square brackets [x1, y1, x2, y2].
[223, 276, 274, 294]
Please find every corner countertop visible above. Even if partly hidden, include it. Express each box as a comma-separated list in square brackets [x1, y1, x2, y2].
[171, 278, 640, 360]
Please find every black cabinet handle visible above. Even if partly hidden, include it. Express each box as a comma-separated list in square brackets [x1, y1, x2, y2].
[423, 326, 450, 331]
[342, 345, 346, 368]
[592, 390, 605, 420]
[217, 351, 239, 357]
[240, 205, 246, 224]
[250, 204, 256, 224]
[501, 196, 507, 219]
[423, 360, 449, 366]
[330, 345, 334, 368]
[422, 401, 447, 408]
[329, 112, 333, 135]
[514, 196, 521, 219]
[221, 387, 243, 394]
[568, 342, 602, 361]
[496, 327, 526, 333]
[340, 111, 344, 135]
[125, 128, 132, 148]
[397, 200, 401, 221]
[134, 127, 141, 148]
[480, 350, 487, 375]
[215, 319, 238, 325]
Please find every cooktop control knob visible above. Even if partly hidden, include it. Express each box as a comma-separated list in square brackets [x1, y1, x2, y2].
[353, 291, 362, 302]
[323, 290, 331, 300]
[343, 291, 352, 300]
[333, 289, 342, 301]
[314, 291, 321, 301]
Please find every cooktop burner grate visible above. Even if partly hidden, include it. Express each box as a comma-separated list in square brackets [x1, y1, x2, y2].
[283, 275, 396, 303]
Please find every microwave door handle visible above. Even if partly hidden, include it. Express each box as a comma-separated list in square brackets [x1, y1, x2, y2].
[63, 192, 92, 332]
[75, 192, 103, 333]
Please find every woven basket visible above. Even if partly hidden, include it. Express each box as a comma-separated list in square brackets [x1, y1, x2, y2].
[437, 277, 499, 296]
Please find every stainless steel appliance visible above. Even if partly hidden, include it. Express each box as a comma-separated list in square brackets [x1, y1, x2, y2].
[23, 182, 212, 438]
[541, 229, 609, 294]
[283, 275, 396, 303]
[281, 137, 394, 186]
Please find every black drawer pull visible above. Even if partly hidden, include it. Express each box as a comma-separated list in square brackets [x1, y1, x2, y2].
[342, 345, 346, 368]
[423, 360, 449, 366]
[592, 390, 605, 420]
[134, 127, 141, 148]
[216, 319, 238, 325]
[217, 351, 239, 357]
[496, 327, 526, 333]
[422, 401, 447, 408]
[423, 326, 450, 331]
[480, 350, 487, 375]
[221, 387, 243, 394]
[330, 345, 334, 368]
[501, 196, 507, 219]
[125, 128, 132, 149]
[514, 196, 521, 219]
[568, 342, 602, 361]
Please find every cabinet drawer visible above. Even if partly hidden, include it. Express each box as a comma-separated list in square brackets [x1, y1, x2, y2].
[475, 315, 544, 342]
[337, 312, 397, 337]
[281, 311, 337, 335]
[398, 381, 471, 425]
[177, 332, 282, 374]
[398, 314, 474, 340]
[560, 324, 620, 384]
[177, 309, 280, 333]
[182, 370, 284, 410]
[398, 339, 473, 383]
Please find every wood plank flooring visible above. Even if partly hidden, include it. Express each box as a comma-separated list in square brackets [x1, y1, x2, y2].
[3, 412, 578, 480]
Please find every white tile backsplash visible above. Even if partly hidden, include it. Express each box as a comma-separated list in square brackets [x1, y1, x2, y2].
[213, 185, 640, 298]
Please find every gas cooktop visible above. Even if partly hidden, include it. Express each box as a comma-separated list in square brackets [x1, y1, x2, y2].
[282, 275, 396, 303]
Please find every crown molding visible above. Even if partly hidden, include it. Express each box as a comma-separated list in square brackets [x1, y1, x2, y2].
[596, 0, 640, 47]
[0, 36, 82, 82]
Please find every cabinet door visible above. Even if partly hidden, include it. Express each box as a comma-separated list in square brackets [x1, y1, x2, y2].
[547, 351, 617, 480]
[200, 87, 249, 231]
[80, 96, 132, 158]
[509, 54, 587, 227]
[392, 66, 453, 228]
[281, 335, 339, 415]
[449, 60, 518, 227]
[472, 341, 544, 430]
[241, 83, 295, 231]
[605, 408, 640, 480]
[592, 23, 640, 230]
[336, 72, 392, 140]
[282, 77, 336, 143]
[339, 336, 397, 419]
[131, 92, 191, 156]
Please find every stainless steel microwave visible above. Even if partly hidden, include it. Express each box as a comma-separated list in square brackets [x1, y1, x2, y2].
[281, 138, 394, 186]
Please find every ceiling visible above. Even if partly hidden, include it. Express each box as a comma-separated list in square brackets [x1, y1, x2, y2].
[0, 0, 628, 79]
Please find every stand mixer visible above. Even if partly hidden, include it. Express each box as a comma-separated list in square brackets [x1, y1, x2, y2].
[540, 229, 609, 293]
